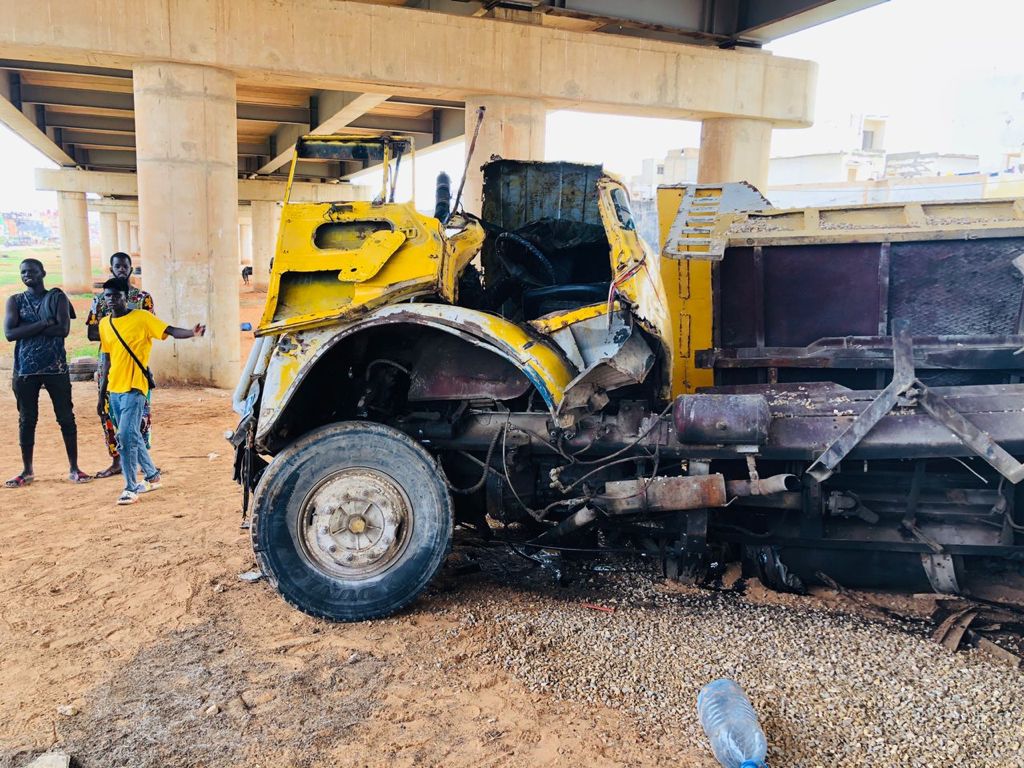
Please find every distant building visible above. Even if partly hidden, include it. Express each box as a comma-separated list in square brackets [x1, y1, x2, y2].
[0, 211, 59, 245]
[627, 114, 1014, 210]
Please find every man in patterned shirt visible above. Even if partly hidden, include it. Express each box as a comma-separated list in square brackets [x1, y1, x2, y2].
[86, 252, 155, 479]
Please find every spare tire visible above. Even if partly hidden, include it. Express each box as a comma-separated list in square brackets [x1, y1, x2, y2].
[252, 421, 452, 621]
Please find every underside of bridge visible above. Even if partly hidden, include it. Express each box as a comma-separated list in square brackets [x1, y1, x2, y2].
[0, 0, 883, 386]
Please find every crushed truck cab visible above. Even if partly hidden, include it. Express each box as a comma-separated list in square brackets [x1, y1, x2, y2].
[233, 133, 1024, 622]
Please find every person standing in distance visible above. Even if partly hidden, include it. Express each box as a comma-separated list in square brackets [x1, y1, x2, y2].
[86, 252, 155, 479]
[4, 258, 91, 487]
[97, 277, 206, 505]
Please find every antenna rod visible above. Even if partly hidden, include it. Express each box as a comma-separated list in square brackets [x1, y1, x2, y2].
[450, 105, 486, 219]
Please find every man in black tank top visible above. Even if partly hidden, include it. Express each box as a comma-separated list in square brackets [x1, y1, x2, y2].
[3, 258, 92, 487]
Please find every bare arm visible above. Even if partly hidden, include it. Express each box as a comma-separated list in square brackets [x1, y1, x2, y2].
[165, 323, 207, 340]
[97, 353, 111, 416]
[4, 295, 51, 341]
[42, 292, 71, 337]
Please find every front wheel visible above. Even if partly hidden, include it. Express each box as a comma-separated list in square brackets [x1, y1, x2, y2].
[252, 421, 453, 621]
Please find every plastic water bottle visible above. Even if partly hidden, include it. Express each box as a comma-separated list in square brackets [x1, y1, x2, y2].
[697, 679, 768, 768]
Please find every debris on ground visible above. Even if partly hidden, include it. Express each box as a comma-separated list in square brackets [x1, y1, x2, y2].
[25, 754, 71, 768]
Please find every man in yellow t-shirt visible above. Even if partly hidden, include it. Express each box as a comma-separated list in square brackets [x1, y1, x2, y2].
[97, 277, 206, 505]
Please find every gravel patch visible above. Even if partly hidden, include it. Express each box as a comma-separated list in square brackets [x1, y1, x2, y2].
[440, 557, 1024, 767]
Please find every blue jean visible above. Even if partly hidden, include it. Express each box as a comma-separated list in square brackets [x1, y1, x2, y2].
[109, 390, 158, 493]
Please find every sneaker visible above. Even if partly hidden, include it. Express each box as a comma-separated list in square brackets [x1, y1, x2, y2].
[144, 472, 162, 490]
[117, 491, 139, 505]
[138, 480, 161, 494]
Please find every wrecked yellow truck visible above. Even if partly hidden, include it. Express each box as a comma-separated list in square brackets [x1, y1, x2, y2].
[233, 134, 1024, 621]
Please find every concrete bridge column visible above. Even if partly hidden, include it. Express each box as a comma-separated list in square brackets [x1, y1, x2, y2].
[129, 221, 140, 256]
[99, 211, 119, 264]
[697, 117, 773, 191]
[462, 95, 546, 216]
[116, 217, 131, 253]
[239, 220, 253, 267]
[250, 200, 278, 292]
[133, 61, 239, 388]
[56, 190, 91, 293]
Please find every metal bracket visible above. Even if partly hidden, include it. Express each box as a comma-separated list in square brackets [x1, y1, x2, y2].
[808, 319, 1024, 485]
[807, 320, 916, 482]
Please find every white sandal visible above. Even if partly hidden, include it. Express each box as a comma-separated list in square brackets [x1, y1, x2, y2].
[117, 490, 139, 505]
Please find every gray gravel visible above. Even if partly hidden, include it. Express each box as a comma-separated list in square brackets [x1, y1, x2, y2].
[437, 563, 1024, 767]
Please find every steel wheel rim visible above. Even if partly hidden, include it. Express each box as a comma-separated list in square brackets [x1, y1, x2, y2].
[297, 467, 414, 581]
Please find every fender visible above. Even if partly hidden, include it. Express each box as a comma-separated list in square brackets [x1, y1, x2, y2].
[256, 304, 578, 446]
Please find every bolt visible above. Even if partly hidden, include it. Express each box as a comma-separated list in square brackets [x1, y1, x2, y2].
[327, 544, 338, 553]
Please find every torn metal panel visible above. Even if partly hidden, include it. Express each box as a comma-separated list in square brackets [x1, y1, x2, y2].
[555, 310, 656, 416]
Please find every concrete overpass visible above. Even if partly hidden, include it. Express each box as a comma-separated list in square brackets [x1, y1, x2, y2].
[0, 0, 882, 386]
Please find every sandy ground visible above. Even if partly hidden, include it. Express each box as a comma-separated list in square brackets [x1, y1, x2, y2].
[0, 382, 724, 768]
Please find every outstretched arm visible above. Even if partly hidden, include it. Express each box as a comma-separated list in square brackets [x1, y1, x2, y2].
[4, 295, 50, 341]
[165, 323, 207, 340]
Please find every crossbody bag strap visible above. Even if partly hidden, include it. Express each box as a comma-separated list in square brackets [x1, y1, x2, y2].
[106, 315, 152, 380]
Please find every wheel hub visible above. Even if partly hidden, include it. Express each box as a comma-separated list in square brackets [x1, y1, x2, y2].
[300, 468, 411, 579]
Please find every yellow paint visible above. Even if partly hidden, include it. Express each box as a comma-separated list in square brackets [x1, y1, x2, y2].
[257, 199, 456, 336]
[596, 177, 674, 396]
[657, 187, 715, 396]
[529, 301, 619, 334]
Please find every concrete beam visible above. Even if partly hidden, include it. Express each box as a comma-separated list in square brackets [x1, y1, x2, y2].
[259, 91, 390, 175]
[0, 73, 74, 166]
[59, 128, 269, 157]
[21, 85, 311, 124]
[43, 110, 135, 133]
[36, 167, 371, 202]
[0, 0, 817, 126]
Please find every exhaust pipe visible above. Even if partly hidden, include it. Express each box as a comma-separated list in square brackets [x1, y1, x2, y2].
[726, 474, 800, 497]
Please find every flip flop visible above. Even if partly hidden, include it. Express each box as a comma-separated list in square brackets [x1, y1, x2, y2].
[4, 474, 33, 488]
[95, 466, 122, 479]
[68, 471, 93, 484]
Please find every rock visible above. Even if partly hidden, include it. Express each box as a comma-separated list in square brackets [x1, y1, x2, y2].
[26, 754, 71, 768]
[346, 652, 362, 665]
[55, 705, 78, 717]
[223, 695, 249, 720]
[204, 703, 220, 716]
[212, 583, 226, 594]
[240, 689, 275, 709]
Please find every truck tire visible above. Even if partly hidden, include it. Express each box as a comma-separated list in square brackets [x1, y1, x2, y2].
[251, 421, 453, 621]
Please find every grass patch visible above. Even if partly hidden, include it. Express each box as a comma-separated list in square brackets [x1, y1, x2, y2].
[70, 343, 100, 359]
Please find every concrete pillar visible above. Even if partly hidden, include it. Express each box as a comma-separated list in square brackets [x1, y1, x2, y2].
[462, 95, 546, 216]
[133, 61, 239, 388]
[99, 211, 119, 265]
[56, 190, 91, 293]
[697, 118, 773, 191]
[129, 221, 140, 255]
[250, 200, 279, 292]
[239, 220, 253, 266]
[116, 218, 131, 253]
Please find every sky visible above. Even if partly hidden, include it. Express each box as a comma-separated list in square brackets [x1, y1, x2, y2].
[2, 0, 1023, 212]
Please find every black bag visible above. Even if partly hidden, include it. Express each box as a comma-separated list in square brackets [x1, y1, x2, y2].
[39, 288, 76, 323]
[106, 316, 157, 390]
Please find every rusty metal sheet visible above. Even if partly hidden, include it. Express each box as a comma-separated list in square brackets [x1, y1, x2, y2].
[602, 474, 727, 515]
[408, 335, 530, 402]
[889, 239, 1024, 336]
